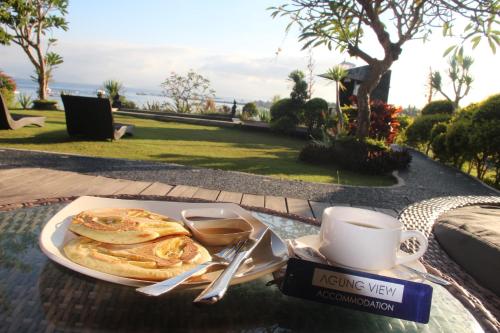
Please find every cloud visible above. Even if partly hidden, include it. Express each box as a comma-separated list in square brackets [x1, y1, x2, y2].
[2, 37, 498, 106]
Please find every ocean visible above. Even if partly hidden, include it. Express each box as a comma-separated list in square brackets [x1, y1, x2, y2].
[13, 78, 246, 110]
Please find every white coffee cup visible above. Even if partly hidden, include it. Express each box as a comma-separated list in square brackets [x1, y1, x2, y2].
[319, 207, 428, 271]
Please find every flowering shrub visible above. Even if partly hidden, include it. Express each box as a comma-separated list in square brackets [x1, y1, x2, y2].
[0, 71, 17, 106]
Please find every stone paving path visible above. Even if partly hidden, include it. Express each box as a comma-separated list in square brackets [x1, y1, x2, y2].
[0, 148, 497, 218]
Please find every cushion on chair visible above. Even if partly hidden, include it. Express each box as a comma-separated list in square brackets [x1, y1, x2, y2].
[434, 205, 500, 296]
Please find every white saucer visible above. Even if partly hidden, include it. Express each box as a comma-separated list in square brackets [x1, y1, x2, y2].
[295, 235, 426, 282]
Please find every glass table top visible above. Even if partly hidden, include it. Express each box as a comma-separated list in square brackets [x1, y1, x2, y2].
[0, 202, 483, 332]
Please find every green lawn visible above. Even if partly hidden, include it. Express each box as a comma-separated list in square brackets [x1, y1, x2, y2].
[0, 110, 396, 186]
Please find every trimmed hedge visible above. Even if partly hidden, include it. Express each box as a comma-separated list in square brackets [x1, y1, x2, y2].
[421, 100, 454, 115]
[270, 98, 301, 133]
[303, 98, 328, 135]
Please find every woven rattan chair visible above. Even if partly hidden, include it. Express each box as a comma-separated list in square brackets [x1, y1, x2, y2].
[61, 95, 133, 140]
[399, 195, 500, 332]
[0, 93, 45, 130]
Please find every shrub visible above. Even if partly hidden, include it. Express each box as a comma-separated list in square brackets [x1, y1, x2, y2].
[121, 99, 137, 109]
[336, 137, 412, 174]
[299, 142, 335, 164]
[397, 115, 412, 131]
[242, 102, 258, 118]
[270, 116, 298, 134]
[0, 71, 17, 107]
[445, 110, 474, 168]
[421, 100, 454, 115]
[430, 122, 447, 142]
[300, 136, 412, 174]
[270, 98, 300, 132]
[303, 98, 328, 134]
[405, 113, 451, 153]
[470, 94, 500, 183]
[473, 93, 500, 122]
[32, 99, 58, 110]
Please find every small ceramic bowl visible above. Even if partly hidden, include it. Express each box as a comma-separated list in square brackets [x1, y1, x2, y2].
[181, 208, 253, 246]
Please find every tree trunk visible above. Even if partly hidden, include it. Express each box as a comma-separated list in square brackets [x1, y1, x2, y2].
[38, 73, 48, 100]
[355, 62, 389, 139]
[335, 82, 343, 133]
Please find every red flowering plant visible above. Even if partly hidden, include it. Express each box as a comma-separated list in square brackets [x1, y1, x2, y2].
[343, 97, 401, 144]
[0, 71, 17, 106]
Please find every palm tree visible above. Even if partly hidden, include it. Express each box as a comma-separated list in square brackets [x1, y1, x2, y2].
[102, 80, 124, 100]
[323, 65, 347, 132]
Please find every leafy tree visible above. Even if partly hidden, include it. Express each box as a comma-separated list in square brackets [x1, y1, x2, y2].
[0, 0, 69, 100]
[270, 0, 499, 139]
[288, 70, 308, 105]
[322, 65, 347, 130]
[431, 54, 474, 109]
[161, 70, 215, 113]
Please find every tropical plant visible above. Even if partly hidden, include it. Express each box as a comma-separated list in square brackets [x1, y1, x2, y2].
[345, 100, 402, 144]
[0, 0, 69, 100]
[0, 71, 16, 106]
[322, 65, 347, 130]
[17, 93, 33, 109]
[270, 0, 499, 139]
[161, 70, 215, 113]
[431, 54, 474, 110]
[102, 80, 124, 100]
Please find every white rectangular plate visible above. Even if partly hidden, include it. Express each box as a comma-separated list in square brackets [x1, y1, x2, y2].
[39, 196, 288, 288]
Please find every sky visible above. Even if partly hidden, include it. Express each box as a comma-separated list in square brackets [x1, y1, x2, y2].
[1, 0, 499, 108]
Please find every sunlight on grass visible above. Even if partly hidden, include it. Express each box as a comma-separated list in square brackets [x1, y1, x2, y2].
[0, 110, 396, 186]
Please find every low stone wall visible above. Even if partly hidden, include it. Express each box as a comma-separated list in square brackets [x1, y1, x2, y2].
[116, 109, 309, 139]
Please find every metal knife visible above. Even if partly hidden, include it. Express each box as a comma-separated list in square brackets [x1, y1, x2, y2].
[193, 226, 269, 304]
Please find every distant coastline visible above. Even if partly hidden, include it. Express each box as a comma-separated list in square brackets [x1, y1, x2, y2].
[13, 77, 253, 109]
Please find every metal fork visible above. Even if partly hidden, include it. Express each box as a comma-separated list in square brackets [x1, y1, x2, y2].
[136, 239, 246, 296]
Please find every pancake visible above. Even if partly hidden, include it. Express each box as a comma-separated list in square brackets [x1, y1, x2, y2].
[64, 235, 212, 281]
[69, 208, 190, 244]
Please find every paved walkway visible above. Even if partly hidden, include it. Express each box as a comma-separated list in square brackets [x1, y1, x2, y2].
[0, 148, 497, 219]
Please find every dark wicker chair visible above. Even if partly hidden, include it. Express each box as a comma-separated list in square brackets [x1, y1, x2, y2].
[0, 93, 45, 130]
[399, 195, 500, 333]
[61, 95, 134, 140]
